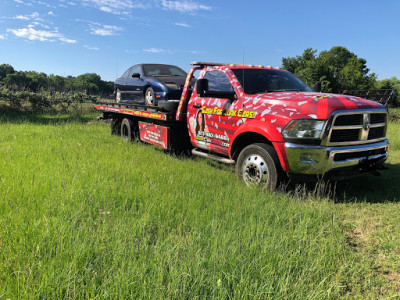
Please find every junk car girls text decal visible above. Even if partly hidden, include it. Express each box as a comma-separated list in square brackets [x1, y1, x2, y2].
[200, 106, 256, 119]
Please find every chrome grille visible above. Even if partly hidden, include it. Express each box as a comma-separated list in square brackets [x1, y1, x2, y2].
[325, 109, 387, 146]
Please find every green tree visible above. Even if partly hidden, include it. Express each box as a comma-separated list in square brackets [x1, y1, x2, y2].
[26, 71, 48, 92]
[0, 63, 113, 98]
[282, 46, 376, 93]
[377, 77, 400, 106]
[0, 64, 15, 81]
[4, 71, 31, 91]
[48, 74, 66, 93]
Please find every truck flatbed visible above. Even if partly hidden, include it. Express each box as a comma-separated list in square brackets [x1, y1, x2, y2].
[94, 102, 177, 121]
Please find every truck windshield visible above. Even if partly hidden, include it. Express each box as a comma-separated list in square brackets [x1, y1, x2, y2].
[231, 69, 312, 94]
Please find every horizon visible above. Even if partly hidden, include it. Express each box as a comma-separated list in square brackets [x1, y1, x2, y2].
[1, 0, 399, 82]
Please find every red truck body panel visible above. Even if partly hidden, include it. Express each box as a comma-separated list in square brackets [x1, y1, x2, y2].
[184, 65, 382, 160]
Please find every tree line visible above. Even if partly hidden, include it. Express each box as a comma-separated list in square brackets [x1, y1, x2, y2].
[0, 46, 399, 107]
[281, 46, 399, 106]
[0, 64, 114, 97]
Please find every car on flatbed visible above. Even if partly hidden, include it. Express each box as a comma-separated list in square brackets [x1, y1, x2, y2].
[114, 63, 190, 106]
[96, 62, 389, 190]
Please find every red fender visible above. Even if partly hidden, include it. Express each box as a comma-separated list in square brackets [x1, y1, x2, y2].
[229, 121, 290, 172]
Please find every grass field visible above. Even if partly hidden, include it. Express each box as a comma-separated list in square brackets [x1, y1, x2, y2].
[0, 109, 399, 299]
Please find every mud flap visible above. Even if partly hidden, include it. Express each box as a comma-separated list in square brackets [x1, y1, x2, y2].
[138, 122, 170, 149]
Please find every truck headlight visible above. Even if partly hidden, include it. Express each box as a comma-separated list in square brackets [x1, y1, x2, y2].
[282, 119, 325, 139]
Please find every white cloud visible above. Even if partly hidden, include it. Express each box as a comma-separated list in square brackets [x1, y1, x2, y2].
[84, 45, 99, 50]
[161, 0, 211, 13]
[8, 27, 58, 41]
[143, 47, 171, 53]
[0, 34, 6, 40]
[48, 11, 54, 15]
[175, 22, 191, 28]
[89, 23, 123, 36]
[14, 0, 24, 3]
[7, 25, 76, 43]
[81, 0, 149, 15]
[59, 37, 77, 43]
[15, 12, 40, 21]
[15, 15, 30, 20]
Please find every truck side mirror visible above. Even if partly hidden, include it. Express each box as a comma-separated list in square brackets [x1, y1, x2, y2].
[313, 81, 321, 92]
[196, 78, 209, 97]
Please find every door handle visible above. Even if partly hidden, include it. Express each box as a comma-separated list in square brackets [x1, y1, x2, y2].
[193, 104, 201, 108]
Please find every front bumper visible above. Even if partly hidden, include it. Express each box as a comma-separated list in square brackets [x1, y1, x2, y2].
[285, 139, 389, 175]
[155, 89, 183, 102]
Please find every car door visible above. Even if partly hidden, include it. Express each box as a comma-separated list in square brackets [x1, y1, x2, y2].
[115, 67, 131, 101]
[188, 70, 238, 155]
[124, 65, 144, 101]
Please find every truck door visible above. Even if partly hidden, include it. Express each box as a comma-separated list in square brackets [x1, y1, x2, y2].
[188, 70, 238, 155]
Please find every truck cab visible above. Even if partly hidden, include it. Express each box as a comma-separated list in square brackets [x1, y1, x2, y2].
[181, 62, 388, 187]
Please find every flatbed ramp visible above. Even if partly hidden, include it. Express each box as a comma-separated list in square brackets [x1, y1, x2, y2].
[94, 102, 177, 121]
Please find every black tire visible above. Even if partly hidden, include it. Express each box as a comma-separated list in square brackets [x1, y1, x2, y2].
[236, 143, 280, 190]
[115, 88, 122, 103]
[111, 118, 120, 135]
[120, 118, 137, 142]
[144, 87, 156, 106]
[158, 100, 180, 112]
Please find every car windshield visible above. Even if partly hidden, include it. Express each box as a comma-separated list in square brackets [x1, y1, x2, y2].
[231, 68, 312, 94]
[143, 64, 187, 77]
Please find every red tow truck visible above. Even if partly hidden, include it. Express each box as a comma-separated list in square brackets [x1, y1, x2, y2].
[95, 62, 389, 189]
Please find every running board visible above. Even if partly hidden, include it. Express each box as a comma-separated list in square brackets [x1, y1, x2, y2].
[192, 148, 235, 164]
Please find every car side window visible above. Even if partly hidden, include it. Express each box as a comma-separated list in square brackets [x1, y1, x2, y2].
[121, 68, 131, 79]
[129, 65, 141, 77]
[203, 71, 233, 92]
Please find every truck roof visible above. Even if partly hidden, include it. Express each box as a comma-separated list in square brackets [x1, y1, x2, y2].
[190, 61, 282, 70]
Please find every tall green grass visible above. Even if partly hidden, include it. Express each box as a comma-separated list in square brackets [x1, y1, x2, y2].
[0, 115, 399, 298]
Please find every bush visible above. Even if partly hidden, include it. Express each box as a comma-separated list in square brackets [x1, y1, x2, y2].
[0, 88, 99, 113]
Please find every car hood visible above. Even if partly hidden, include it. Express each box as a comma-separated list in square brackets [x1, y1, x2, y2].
[152, 76, 188, 87]
[251, 92, 384, 120]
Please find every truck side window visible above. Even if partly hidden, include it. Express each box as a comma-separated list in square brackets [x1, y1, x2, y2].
[203, 71, 234, 92]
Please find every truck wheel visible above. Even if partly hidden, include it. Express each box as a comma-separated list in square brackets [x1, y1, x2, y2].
[116, 88, 122, 103]
[120, 118, 137, 142]
[236, 143, 280, 190]
[111, 118, 120, 135]
[145, 87, 156, 106]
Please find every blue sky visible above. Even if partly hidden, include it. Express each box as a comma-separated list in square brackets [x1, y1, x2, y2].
[0, 0, 399, 82]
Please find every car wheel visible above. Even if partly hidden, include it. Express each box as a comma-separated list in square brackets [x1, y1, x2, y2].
[144, 87, 156, 106]
[115, 88, 122, 103]
[236, 143, 280, 190]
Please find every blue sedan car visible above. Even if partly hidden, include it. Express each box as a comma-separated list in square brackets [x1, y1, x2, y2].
[114, 63, 190, 106]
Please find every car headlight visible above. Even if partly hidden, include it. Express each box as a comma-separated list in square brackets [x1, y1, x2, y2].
[282, 119, 325, 139]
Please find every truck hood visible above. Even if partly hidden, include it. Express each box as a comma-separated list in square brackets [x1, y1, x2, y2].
[252, 92, 384, 120]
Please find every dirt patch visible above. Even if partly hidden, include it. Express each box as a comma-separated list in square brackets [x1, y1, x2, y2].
[347, 215, 379, 248]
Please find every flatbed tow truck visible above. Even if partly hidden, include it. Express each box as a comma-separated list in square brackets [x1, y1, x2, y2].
[95, 62, 389, 189]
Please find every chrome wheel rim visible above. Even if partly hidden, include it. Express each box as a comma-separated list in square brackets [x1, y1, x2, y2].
[116, 89, 121, 103]
[242, 154, 269, 185]
[145, 90, 154, 105]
